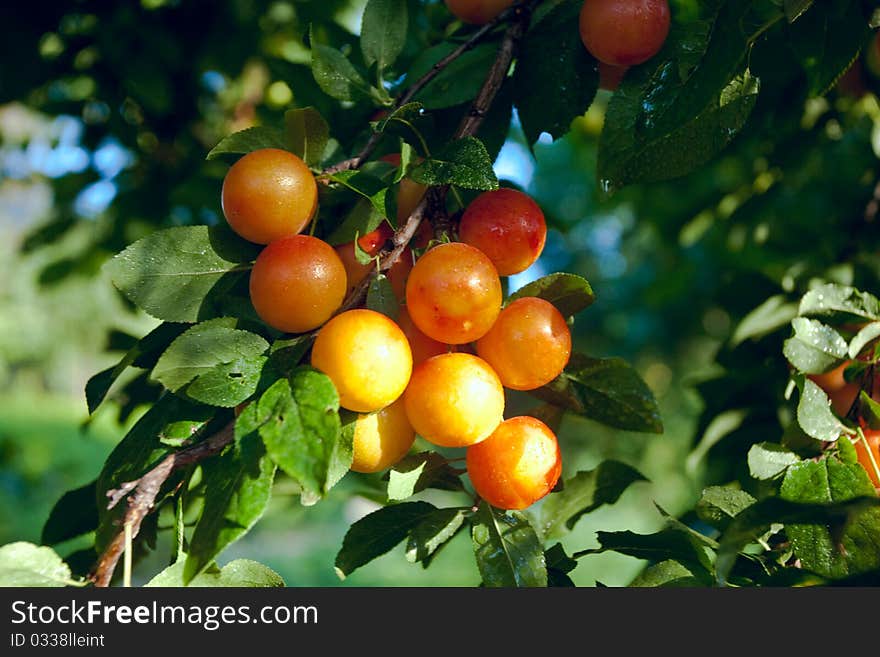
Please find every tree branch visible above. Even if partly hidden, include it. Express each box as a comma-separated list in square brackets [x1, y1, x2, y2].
[90, 421, 235, 587]
[339, 0, 536, 306]
[91, 2, 538, 587]
[322, 0, 538, 175]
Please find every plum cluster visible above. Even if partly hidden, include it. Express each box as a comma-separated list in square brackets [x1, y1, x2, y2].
[221, 148, 570, 509]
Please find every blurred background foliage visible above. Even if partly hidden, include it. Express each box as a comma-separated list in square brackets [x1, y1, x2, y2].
[1, 0, 878, 585]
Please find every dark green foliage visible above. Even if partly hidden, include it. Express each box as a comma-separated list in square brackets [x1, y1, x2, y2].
[507, 273, 595, 317]
[514, 0, 598, 145]
[780, 457, 880, 579]
[386, 452, 465, 501]
[532, 461, 648, 539]
[410, 137, 499, 190]
[41, 481, 98, 546]
[8, 0, 880, 589]
[366, 274, 400, 320]
[285, 107, 331, 168]
[256, 369, 343, 500]
[105, 226, 259, 323]
[335, 502, 438, 578]
[471, 503, 547, 587]
[184, 418, 276, 583]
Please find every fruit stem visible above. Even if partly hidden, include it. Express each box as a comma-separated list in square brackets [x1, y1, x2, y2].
[856, 426, 880, 486]
[123, 521, 133, 588]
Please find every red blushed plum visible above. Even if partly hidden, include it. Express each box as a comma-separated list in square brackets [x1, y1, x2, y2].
[579, 0, 671, 67]
[458, 188, 547, 276]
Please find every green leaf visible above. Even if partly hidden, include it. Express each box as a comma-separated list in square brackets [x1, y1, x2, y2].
[373, 102, 424, 137]
[354, 234, 376, 266]
[780, 457, 880, 579]
[748, 442, 801, 480]
[361, 0, 407, 72]
[284, 107, 329, 168]
[327, 198, 386, 246]
[598, 1, 766, 190]
[629, 560, 702, 587]
[149, 557, 284, 587]
[788, 1, 871, 95]
[397, 142, 415, 176]
[797, 379, 847, 441]
[86, 323, 187, 414]
[695, 486, 757, 530]
[151, 318, 268, 395]
[839, 430, 860, 463]
[185, 356, 267, 408]
[366, 274, 399, 320]
[335, 501, 437, 578]
[513, 0, 598, 144]
[405, 507, 467, 563]
[849, 322, 880, 359]
[544, 543, 577, 575]
[799, 283, 880, 323]
[577, 525, 715, 579]
[328, 169, 390, 217]
[406, 42, 497, 109]
[607, 70, 759, 189]
[843, 360, 870, 385]
[326, 410, 355, 492]
[656, 503, 721, 551]
[206, 126, 286, 160]
[410, 137, 498, 190]
[0, 542, 77, 587]
[387, 452, 465, 501]
[41, 480, 98, 545]
[545, 542, 578, 587]
[859, 391, 880, 429]
[311, 34, 373, 102]
[257, 368, 341, 499]
[715, 494, 880, 584]
[270, 334, 314, 358]
[784, 0, 813, 22]
[104, 225, 259, 323]
[783, 317, 847, 374]
[730, 295, 799, 346]
[529, 372, 585, 414]
[507, 273, 596, 318]
[533, 461, 648, 539]
[183, 421, 276, 583]
[471, 502, 547, 588]
[564, 354, 663, 433]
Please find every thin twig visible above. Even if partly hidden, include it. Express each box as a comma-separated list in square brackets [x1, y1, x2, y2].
[91, 2, 538, 588]
[856, 426, 880, 488]
[336, 1, 537, 311]
[321, 0, 536, 175]
[453, 7, 531, 139]
[90, 422, 235, 587]
[123, 523, 132, 588]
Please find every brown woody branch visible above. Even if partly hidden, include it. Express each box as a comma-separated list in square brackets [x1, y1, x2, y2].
[90, 421, 235, 587]
[91, 2, 537, 588]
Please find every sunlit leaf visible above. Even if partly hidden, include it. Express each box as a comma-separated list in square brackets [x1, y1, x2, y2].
[471, 502, 546, 587]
